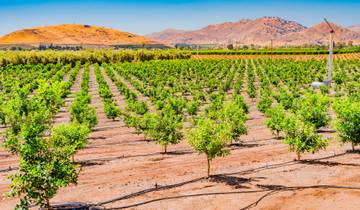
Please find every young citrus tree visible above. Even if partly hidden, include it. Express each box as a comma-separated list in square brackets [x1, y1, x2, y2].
[104, 101, 121, 120]
[4, 106, 80, 209]
[333, 98, 360, 150]
[265, 105, 287, 139]
[142, 107, 183, 153]
[282, 113, 328, 160]
[51, 123, 91, 162]
[69, 92, 98, 129]
[296, 92, 330, 129]
[186, 118, 232, 177]
[220, 101, 248, 144]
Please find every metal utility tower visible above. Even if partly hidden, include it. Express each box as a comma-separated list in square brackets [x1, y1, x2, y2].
[324, 18, 335, 86]
[311, 18, 336, 89]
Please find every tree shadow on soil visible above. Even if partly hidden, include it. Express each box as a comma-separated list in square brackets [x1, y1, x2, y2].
[209, 174, 265, 189]
[77, 150, 194, 168]
[56, 151, 359, 209]
[223, 152, 349, 177]
[229, 143, 262, 149]
[299, 159, 360, 167]
[102, 183, 360, 210]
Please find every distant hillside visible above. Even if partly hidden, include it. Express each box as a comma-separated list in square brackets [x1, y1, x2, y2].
[282, 22, 360, 45]
[147, 17, 360, 46]
[348, 25, 360, 33]
[0, 24, 155, 46]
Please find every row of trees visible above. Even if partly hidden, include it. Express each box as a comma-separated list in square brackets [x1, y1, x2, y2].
[1, 63, 93, 209]
[252, 58, 359, 160]
[0, 50, 192, 67]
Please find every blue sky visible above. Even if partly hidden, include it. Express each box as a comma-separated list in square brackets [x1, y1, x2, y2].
[0, 0, 359, 36]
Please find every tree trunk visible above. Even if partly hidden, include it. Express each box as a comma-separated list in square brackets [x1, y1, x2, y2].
[72, 155, 75, 163]
[46, 197, 52, 210]
[296, 151, 301, 161]
[207, 158, 211, 178]
[164, 145, 167, 154]
[352, 142, 355, 151]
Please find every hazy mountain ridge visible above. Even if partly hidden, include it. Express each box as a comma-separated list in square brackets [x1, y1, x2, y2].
[348, 25, 360, 33]
[147, 17, 360, 46]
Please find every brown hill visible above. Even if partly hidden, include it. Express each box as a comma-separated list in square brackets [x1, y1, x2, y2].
[0, 24, 155, 46]
[147, 17, 360, 46]
[147, 17, 306, 45]
[348, 25, 360, 33]
[282, 22, 360, 45]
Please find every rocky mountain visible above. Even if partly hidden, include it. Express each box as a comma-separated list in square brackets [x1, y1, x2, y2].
[348, 25, 360, 33]
[0, 24, 155, 46]
[282, 22, 360, 45]
[147, 17, 360, 46]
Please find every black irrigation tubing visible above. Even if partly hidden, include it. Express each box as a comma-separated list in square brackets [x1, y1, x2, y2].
[92, 152, 350, 208]
[103, 184, 360, 209]
[110, 189, 269, 209]
[95, 177, 206, 206]
[240, 190, 278, 210]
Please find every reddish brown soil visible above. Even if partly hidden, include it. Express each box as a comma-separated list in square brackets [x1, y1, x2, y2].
[0, 65, 359, 210]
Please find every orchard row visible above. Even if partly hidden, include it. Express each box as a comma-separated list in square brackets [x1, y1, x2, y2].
[0, 58, 359, 209]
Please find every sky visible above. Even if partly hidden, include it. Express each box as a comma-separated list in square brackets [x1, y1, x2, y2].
[0, 0, 359, 36]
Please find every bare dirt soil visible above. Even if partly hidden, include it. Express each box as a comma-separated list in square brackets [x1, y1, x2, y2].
[0, 65, 359, 210]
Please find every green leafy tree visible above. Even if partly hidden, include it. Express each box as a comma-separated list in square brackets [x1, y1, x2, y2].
[265, 105, 287, 139]
[35, 80, 66, 115]
[104, 101, 121, 120]
[4, 109, 79, 209]
[51, 123, 91, 162]
[257, 95, 273, 113]
[296, 92, 330, 129]
[69, 93, 98, 129]
[333, 98, 360, 150]
[220, 101, 248, 144]
[7, 135, 78, 210]
[186, 118, 232, 177]
[143, 108, 183, 153]
[282, 114, 328, 160]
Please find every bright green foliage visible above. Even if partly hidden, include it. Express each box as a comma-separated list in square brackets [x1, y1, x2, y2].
[265, 105, 287, 139]
[220, 101, 248, 142]
[346, 82, 360, 101]
[333, 98, 360, 150]
[2, 95, 51, 155]
[104, 101, 121, 120]
[233, 95, 249, 114]
[186, 100, 200, 115]
[4, 109, 80, 209]
[186, 118, 232, 177]
[8, 136, 78, 210]
[122, 113, 143, 135]
[282, 114, 328, 160]
[277, 89, 294, 110]
[126, 100, 148, 115]
[35, 80, 66, 115]
[296, 92, 330, 129]
[257, 95, 273, 113]
[51, 123, 91, 157]
[69, 93, 98, 129]
[320, 85, 330, 95]
[0, 63, 92, 209]
[142, 108, 183, 153]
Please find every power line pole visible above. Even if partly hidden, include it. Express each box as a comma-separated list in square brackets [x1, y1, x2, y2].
[324, 18, 335, 86]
